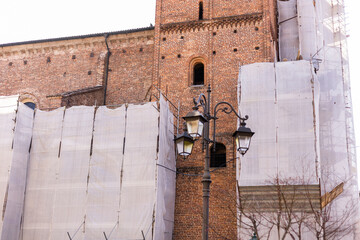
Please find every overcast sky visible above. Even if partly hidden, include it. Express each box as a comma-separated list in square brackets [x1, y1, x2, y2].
[0, 0, 156, 43]
[1, 0, 359, 183]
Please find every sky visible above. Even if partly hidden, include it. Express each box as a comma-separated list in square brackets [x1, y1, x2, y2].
[0, 0, 359, 183]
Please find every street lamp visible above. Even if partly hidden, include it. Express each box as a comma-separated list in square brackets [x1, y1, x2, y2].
[174, 84, 254, 240]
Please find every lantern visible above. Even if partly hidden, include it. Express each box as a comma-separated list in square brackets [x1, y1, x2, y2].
[183, 109, 207, 138]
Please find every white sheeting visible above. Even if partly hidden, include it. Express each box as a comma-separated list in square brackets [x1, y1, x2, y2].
[238, 61, 320, 186]
[316, 1, 359, 237]
[116, 103, 158, 239]
[22, 108, 65, 240]
[1, 103, 33, 240]
[0, 95, 18, 236]
[85, 106, 126, 239]
[0, 99, 176, 240]
[154, 96, 176, 240]
[50, 106, 94, 240]
[0, 95, 18, 114]
[277, 0, 299, 61]
[278, 0, 360, 239]
[278, 0, 321, 60]
[297, 0, 318, 59]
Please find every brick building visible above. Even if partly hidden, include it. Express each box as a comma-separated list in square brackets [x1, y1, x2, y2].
[0, 0, 284, 239]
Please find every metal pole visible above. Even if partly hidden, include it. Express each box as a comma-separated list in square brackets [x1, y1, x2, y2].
[202, 84, 212, 240]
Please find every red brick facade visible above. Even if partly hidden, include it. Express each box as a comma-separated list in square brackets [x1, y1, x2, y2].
[0, 0, 277, 238]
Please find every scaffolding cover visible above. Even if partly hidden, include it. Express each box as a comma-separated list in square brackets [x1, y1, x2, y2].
[277, 0, 299, 61]
[278, 0, 359, 236]
[0, 96, 35, 240]
[116, 103, 158, 239]
[22, 107, 65, 240]
[238, 61, 320, 186]
[85, 105, 126, 239]
[50, 106, 95, 240]
[0, 98, 176, 240]
[0, 95, 18, 235]
[1, 103, 34, 240]
[154, 96, 176, 240]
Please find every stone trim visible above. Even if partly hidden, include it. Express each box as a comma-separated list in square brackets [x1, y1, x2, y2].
[238, 184, 321, 212]
[160, 13, 263, 34]
[46, 85, 103, 98]
[0, 30, 155, 58]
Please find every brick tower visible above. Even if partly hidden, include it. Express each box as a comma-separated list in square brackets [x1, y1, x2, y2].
[152, 0, 277, 239]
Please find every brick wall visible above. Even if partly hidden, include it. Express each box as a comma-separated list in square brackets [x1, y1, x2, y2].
[106, 30, 155, 105]
[0, 29, 154, 108]
[0, 37, 106, 108]
[158, 0, 264, 25]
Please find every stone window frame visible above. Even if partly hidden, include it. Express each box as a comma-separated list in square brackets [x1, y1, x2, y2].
[20, 94, 38, 110]
[189, 57, 207, 87]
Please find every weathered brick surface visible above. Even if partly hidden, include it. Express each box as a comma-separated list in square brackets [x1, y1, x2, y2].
[0, 0, 277, 239]
[0, 30, 154, 108]
[159, 0, 264, 25]
[61, 89, 104, 107]
[106, 30, 155, 105]
[0, 38, 106, 108]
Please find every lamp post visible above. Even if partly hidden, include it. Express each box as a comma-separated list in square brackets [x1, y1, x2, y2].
[174, 84, 254, 240]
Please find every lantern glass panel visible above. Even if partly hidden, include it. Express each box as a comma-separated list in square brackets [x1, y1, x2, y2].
[236, 135, 251, 155]
[197, 120, 204, 137]
[183, 139, 194, 155]
[176, 138, 193, 156]
[186, 118, 204, 138]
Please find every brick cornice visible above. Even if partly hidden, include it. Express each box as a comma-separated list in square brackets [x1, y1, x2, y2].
[160, 12, 263, 34]
[0, 29, 154, 58]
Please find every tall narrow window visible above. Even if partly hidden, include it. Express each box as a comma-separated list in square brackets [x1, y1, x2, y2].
[199, 1, 204, 20]
[193, 62, 204, 85]
[210, 143, 226, 168]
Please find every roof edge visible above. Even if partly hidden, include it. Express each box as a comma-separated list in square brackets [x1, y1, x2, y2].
[0, 26, 155, 48]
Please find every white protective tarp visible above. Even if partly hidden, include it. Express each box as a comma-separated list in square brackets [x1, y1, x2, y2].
[50, 106, 94, 240]
[116, 103, 159, 239]
[0, 95, 19, 236]
[277, 0, 321, 61]
[21, 108, 65, 240]
[315, 1, 359, 237]
[1, 103, 34, 240]
[238, 61, 320, 186]
[297, 0, 318, 59]
[154, 96, 176, 240]
[0, 98, 176, 240]
[85, 105, 126, 239]
[277, 0, 299, 61]
[278, 0, 359, 237]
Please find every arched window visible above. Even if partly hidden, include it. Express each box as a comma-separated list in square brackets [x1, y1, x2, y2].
[199, 1, 204, 20]
[210, 143, 226, 168]
[24, 102, 36, 110]
[21, 97, 37, 110]
[193, 62, 204, 85]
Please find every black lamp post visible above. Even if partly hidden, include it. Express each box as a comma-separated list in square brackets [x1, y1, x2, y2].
[174, 84, 254, 240]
